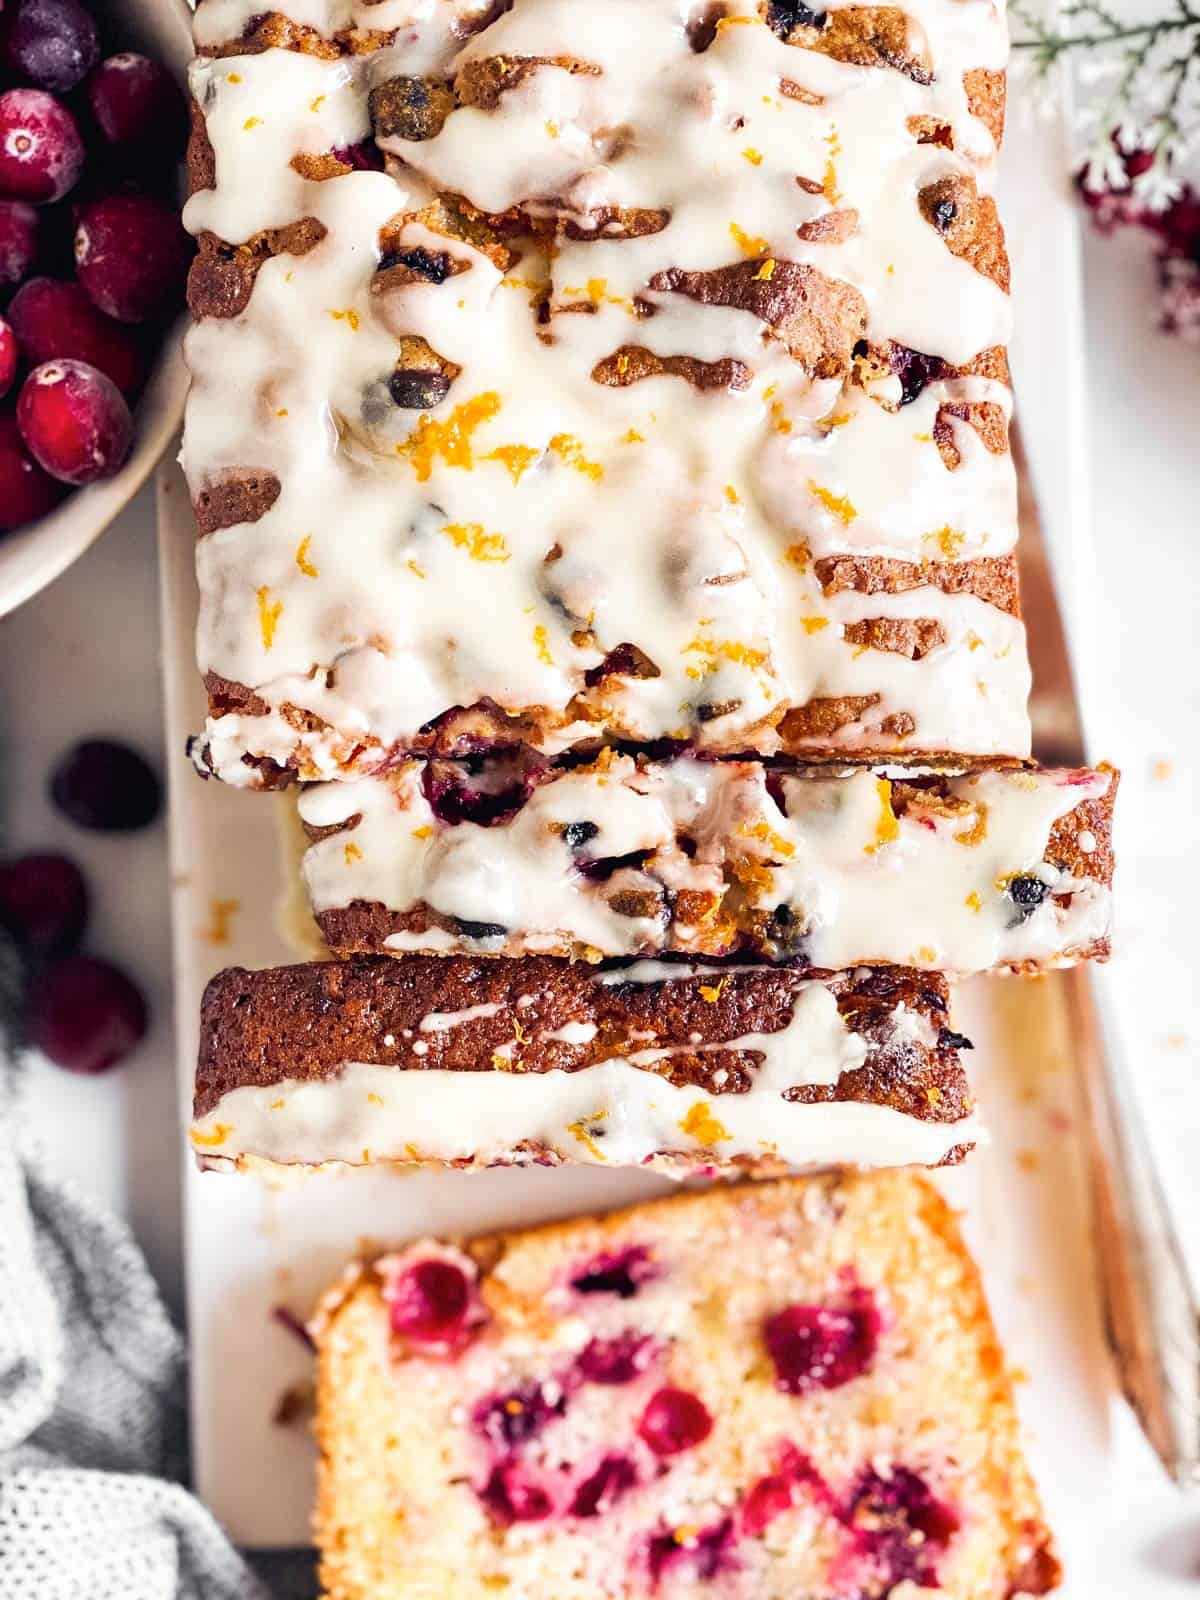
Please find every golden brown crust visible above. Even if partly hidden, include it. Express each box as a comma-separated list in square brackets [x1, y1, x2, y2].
[193, 474, 282, 535]
[919, 175, 1011, 293]
[187, 219, 328, 321]
[591, 345, 753, 392]
[196, 956, 970, 1128]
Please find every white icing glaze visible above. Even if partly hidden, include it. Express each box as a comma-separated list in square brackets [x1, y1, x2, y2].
[192, 981, 975, 1170]
[299, 758, 1112, 973]
[184, 0, 1028, 779]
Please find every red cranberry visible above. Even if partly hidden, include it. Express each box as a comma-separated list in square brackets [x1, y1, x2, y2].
[646, 1518, 737, 1583]
[26, 953, 148, 1074]
[478, 1461, 555, 1524]
[0, 89, 84, 204]
[763, 1288, 880, 1395]
[637, 1387, 713, 1457]
[9, 277, 146, 397]
[330, 138, 383, 172]
[569, 1454, 638, 1518]
[844, 1466, 960, 1590]
[0, 318, 17, 398]
[17, 358, 133, 484]
[571, 1245, 658, 1299]
[74, 191, 191, 323]
[576, 1332, 655, 1386]
[0, 410, 64, 531]
[474, 1380, 565, 1450]
[84, 53, 188, 166]
[421, 751, 544, 827]
[387, 1257, 474, 1346]
[741, 1445, 832, 1536]
[0, 852, 87, 957]
[49, 738, 162, 831]
[2, 0, 99, 93]
[0, 199, 41, 286]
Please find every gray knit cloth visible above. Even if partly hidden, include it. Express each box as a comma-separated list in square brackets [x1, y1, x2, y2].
[0, 1058, 317, 1600]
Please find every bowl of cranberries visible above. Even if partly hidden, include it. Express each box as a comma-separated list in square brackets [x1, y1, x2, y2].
[0, 0, 192, 616]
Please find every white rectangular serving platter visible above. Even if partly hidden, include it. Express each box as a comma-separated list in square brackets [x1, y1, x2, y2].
[158, 110, 1165, 1592]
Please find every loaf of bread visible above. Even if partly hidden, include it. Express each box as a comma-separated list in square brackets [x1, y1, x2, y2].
[183, 0, 1027, 785]
[298, 756, 1117, 974]
[192, 957, 978, 1172]
[313, 1171, 1059, 1599]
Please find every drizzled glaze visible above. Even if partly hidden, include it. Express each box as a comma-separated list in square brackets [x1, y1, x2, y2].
[298, 757, 1113, 973]
[191, 972, 975, 1171]
[183, 0, 1029, 782]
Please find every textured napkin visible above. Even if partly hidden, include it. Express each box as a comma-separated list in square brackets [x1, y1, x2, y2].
[0, 1052, 316, 1600]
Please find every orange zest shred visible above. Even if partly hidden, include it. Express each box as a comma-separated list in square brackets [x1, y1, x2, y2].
[399, 391, 501, 481]
[256, 587, 282, 649]
[928, 525, 965, 559]
[724, 484, 741, 505]
[411, 824, 433, 839]
[808, 480, 857, 524]
[769, 401, 793, 435]
[753, 257, 776, 281]
[549, 432, 603, 480]
[953, 803, 988, 848]
[344, 841, 363, 864]
[799, 616, 829, 634]
[328, 307, 360, 330]
[295, 535, 318, 578]
[742, 146, 763, 166]
[568, 1113, 608, 1161]
[965, 891, 983, 911]
[863, 777, 900, 856]
[680, 1101, 730, 1145]
[784, 540, 810, 572]
[441, 522, 510, 562]
[729, 221, 769, 258]
[698, 980, 727, 1003]
[192, 1123, 233, 1147]
[242, 116, 262, 130]
[532, 624, 554, 665]
[484, 443, 540, 483]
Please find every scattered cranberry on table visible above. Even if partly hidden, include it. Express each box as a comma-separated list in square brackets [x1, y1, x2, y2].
[0, 850, 87, 957]
[17, 356, 132, 483]
[0, 0, 190, 536]
[25, 952, 147, 1074]
[49, 736, 162, 831]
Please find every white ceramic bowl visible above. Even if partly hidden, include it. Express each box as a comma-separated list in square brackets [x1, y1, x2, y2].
[0, 0, 193, 618]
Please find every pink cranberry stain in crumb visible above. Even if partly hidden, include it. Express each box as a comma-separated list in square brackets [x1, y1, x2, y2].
[576, 1331, 657, 1386]
[571, 1244, 659, 1299]
[569, 1454, 639, 1519]
[478, 1459, 557, 1525]
[473, 1379, 566, 1451]
[646, 1518, 739, 1586]
[763, 1284, 881, 1395]
[385, 1256, 480, 1351]
[740, 1444, 835, 1536]
[637, 1387, 714, 1457]
[841, 1465, 961, 1591]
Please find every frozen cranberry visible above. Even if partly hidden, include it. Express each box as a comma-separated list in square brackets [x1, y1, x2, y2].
[74, 192, 190, 323]
[478, 1461, 556, 1524]
[647, 1518, 737, 1583]
[741, 1446, 832, 1536]
[387, 1257, 474, 1345]
[0, 199, 41, 286]
[49, 738, 162, 831]
[17, 358, 133, 484]
[26, 953, 148, 1074]
[0, 89, 84, 204]
[8, 278, 145, 397]
[0, 851, 87, 957]
[474, 1380, 565, 1450]
[2, 0, 99, 93]
[84, 53, 188, 164]
[0, 318, 16, 398]
[576, 1332, 655, 1386]
[330, 138, 383, 172]
[0, 410, 64, 531]
[421, 750, 544, 827]
[763, 1288, 880, 1395]
[571, 1245, 658, 1300]
[844, 1466, 960, 1589]
[637, 1388, 713, 1456]
[570, 1455, 637, 1518]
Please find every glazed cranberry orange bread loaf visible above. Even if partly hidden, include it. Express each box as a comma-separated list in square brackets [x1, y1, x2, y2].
[299, 756, 1117, 973]
[182, 0, 1028, 785]
[192, 957, 979, 1172]
[313, 1172, 1059, 1599]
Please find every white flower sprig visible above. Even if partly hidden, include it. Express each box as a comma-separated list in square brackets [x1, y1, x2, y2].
[1011, 0, 1200, 207]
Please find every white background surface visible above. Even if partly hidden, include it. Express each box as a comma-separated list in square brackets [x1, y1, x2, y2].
[2, 128, 1198, 1590]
